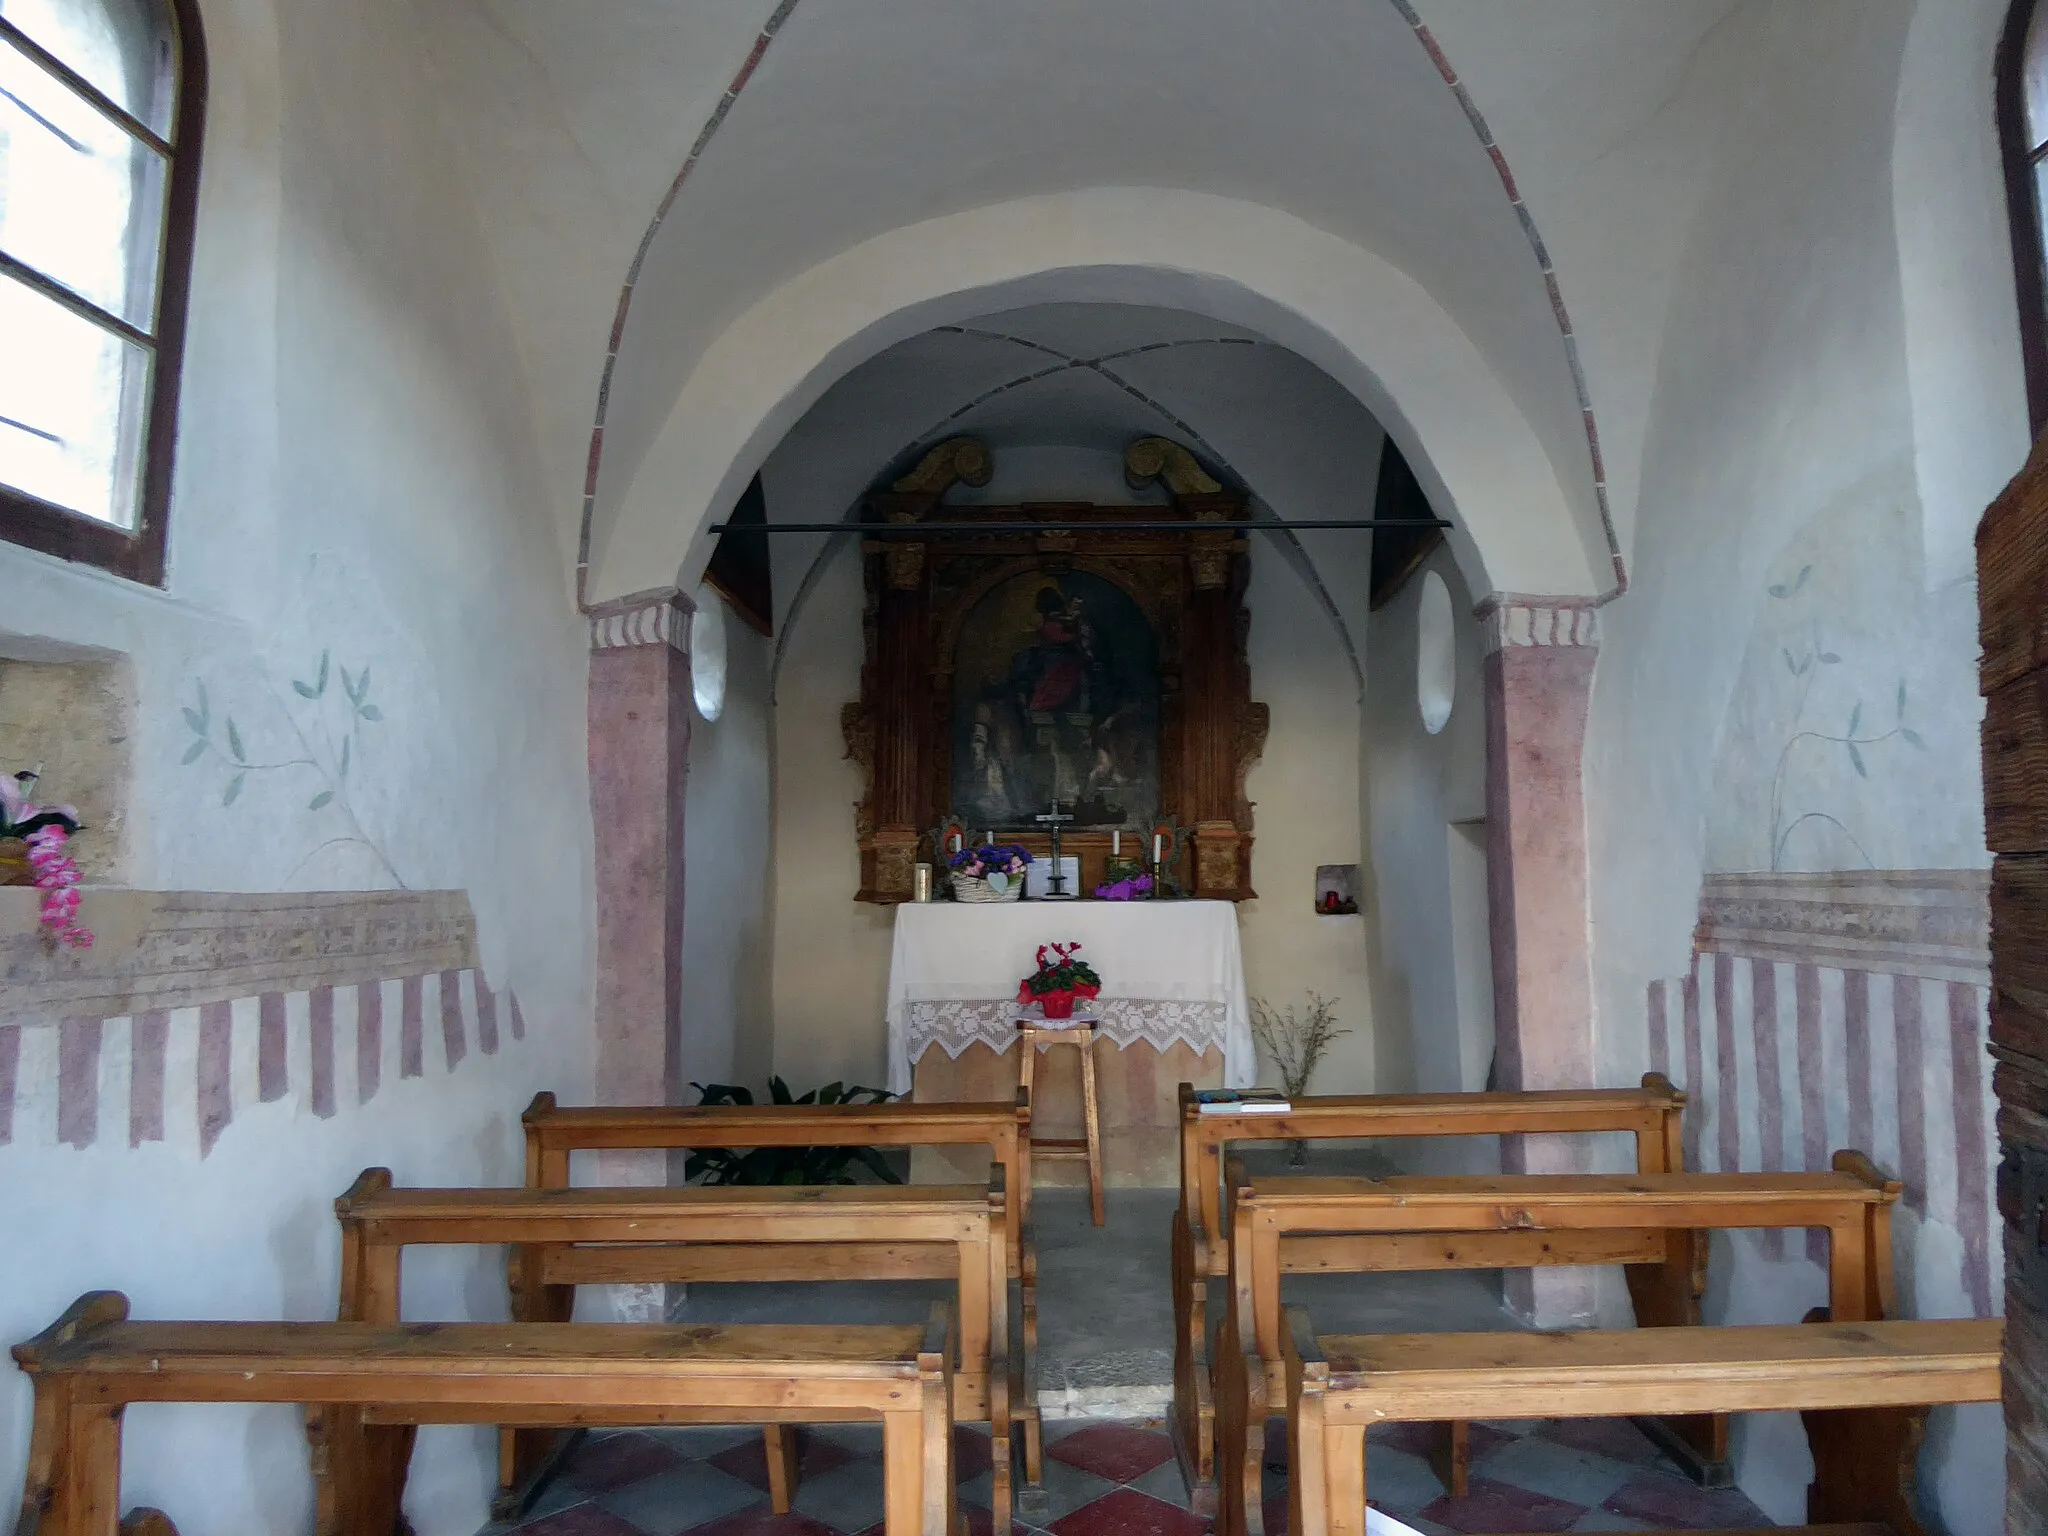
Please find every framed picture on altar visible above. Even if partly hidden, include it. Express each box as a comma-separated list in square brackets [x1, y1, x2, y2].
[1025, 855, 1082, 901]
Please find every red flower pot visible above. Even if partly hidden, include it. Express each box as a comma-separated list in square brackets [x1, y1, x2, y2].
[1037, 989, 1077, 1020]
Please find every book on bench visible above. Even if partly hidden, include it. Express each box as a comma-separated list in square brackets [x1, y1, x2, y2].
[1194, 1088, 1291, 1115]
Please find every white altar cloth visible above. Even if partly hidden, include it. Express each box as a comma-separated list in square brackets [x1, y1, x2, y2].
[885, 901, 1255, 1094]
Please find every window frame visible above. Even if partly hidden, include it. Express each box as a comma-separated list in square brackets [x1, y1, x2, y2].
[2000, 0, 2048, 435]
[0, 0, 206, 586]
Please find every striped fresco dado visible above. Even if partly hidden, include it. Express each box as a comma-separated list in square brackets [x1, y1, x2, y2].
[0, 890, 525, 1158]
[1646, 869, 1996, 1316]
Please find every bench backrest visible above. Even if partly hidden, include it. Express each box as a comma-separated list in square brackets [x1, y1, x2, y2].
[523, 1089, 1031, 1257]
[1282, 1309, 2000, 1536]
[15, 1291, 951, 1407]
[333, 1168, 1006, 1397]
[1228, 1152, 1901, 1368]
[1176, 1073, 1686, 1270]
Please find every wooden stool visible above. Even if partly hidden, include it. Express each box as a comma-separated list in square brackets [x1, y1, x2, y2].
[1015, 1014, 1105, 1226]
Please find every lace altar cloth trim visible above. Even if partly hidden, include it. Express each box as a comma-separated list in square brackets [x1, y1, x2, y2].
[905, 999, 1230, 1062]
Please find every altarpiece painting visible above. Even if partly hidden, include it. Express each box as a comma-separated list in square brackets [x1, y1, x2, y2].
[843, 437, 1268, 902]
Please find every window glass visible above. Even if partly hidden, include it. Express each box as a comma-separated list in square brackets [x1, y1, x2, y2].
[0, 0, 182, 539]
[0, 38, 165, 324]
[0, 275, 149, 527]
[0, 0, 174, 135]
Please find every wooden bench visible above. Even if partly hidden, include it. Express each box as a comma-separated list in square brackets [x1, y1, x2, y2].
[1213, 1153, 1901, 1535]
[13, 1291, 957, 1536]
[523, 1089, 1034, 1277]
[335, 1167, 1032, 1526]
[1170, 1073, 1687, 1506]
[1283, 1310, 2002, 1536]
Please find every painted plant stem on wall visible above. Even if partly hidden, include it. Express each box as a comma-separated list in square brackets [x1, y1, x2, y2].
[1766, 564, 1926, 871]
[180, 651, 405, 886]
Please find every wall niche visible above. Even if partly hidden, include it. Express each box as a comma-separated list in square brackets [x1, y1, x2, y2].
[0, 640, 136, 883]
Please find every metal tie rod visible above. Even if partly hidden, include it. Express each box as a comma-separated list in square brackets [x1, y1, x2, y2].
[706, 518, 1451, 536]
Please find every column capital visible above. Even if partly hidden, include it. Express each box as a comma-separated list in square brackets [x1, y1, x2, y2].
[1475, 594, 1601, 655]
[588, 587, 694, 653]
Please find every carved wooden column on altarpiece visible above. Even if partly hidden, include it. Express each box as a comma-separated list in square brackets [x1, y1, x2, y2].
[586, 589, 692, 1187]
[1481, 595, 1600, 1326]
[1123, 438, 1264, 899]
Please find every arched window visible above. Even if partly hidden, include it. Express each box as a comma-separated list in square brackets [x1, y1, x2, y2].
[0, 0, 203, 584]
[2002, 0, 2048, 432]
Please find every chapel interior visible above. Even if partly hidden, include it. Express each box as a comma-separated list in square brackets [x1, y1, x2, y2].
[4, 2, 2048, 1535]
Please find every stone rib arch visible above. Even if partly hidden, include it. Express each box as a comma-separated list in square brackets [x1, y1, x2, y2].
[584, 189, 1607, 611]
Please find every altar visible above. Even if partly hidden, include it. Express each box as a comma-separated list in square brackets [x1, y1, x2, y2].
[886, 901, 1254, 1187]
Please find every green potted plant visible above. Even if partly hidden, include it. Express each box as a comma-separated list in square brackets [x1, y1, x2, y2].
[683, 1077, 904, 1185]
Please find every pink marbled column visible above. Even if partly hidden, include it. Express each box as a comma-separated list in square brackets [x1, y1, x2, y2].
[587, 590, 693, 1199]
[1481, 597, 1600, 1325]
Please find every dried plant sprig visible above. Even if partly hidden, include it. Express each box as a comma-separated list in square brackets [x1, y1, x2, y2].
[1250, 992, 1349, 1098]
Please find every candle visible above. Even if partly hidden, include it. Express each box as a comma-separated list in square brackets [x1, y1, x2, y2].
[1112, 831, 1121, 856]
[951, 833, 961, 854]
[1153, 833, 1163, 866]
[986, 830, 993, 846]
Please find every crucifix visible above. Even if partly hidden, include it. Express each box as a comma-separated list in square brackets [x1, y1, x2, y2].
[1035, 797, 1076, 900]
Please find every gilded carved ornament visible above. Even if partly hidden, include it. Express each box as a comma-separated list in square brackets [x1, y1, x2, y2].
[1123, 437, 1221, 497]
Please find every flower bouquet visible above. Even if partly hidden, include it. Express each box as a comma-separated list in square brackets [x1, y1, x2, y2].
[950, 842, 1032, 903]
[1, 770, 92, 948]
[1017, 940, 1101, 1021]
[1093, 856, 1154, 901]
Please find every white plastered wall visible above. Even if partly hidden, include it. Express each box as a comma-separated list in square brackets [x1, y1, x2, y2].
[679, 612, 775, 1092]
[0, 0, 595, 1530]
[1581, 4, 2017, 1529]
[1360, 544, 1493, 1171]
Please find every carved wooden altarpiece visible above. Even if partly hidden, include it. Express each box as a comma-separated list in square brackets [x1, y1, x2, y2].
[844, 437, 1268, 904]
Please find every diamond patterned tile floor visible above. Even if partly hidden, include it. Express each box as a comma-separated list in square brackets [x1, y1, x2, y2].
[482, 1415, 1776, 1536]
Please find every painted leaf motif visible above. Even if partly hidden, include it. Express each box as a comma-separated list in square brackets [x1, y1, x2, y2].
[1847, 742, 1867, 778]
[181, 706, 205, 734]
[356, 665, 371, 702]
[339, 737, 351, 778]
[1819, 653, 1841, 665]
[292, 680, 316, 699]
[223, 772, 246, 806]
[339, 667, 356, 704]
[316, 650, 330, 695]
[1769, 584, 1788, 599]
[1847, 702, 1862, 737]
[180, 740, 206, 765]
[1782, 648, 1798, 675]
[358, 705, 383, 722]
[226, 718, 245, 761]
[195, 681, 209, 723]
[1897, 681, 1908, 718]
[1902, 727, 1926, 749]
[309, 790, 334, 811]
[1795, 564, 1813, 591]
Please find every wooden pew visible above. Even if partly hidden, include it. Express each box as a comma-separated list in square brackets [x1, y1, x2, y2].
[1171, 1073, 1687, 1507]
[1283, 1310, 2001, 1536]
[1213, 1153, 1901, 1536]
[334, 1168, 1028, 1527]
[13, 1291, 957, 1536]
[523, 1089, 1034, 1276]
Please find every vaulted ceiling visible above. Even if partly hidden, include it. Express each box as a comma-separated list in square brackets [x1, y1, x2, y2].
[405, 0, 1850, 603]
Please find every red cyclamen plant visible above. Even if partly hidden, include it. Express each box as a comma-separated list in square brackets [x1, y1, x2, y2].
[1017, 941, 1101, 1019]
